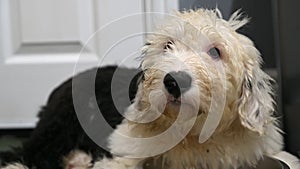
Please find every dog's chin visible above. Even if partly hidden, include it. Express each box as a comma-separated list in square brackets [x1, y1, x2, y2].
[165, 95, 201, 122]
[167, 98, 181, 106]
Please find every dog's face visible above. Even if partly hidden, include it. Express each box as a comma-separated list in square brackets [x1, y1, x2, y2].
[126, 9, 273, 142]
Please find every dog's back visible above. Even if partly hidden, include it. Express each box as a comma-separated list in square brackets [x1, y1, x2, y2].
[1, 66, 140, 169]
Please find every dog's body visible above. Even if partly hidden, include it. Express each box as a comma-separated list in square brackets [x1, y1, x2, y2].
[2, 9, 285, 169]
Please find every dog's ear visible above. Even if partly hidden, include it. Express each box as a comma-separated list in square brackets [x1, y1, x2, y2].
[237, 38, 274, 135]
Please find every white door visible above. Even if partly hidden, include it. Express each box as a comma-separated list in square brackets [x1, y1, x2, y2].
[0, 0, 144, 128]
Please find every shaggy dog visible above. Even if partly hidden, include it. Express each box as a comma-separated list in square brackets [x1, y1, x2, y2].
[0, 66, 140, 169]
[87, 9, 284, 169]
[4, 8, 298, 169]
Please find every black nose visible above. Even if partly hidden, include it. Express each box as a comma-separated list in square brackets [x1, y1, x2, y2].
[163, 71, 192, 98]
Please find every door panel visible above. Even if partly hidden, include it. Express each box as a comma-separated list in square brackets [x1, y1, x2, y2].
[19, 0, 80, 43]
[0, 0, 144, 128]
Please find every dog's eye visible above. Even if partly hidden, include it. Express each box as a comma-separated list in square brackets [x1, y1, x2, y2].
[208, 47, 221, 59]
[164, 40, 174, 50]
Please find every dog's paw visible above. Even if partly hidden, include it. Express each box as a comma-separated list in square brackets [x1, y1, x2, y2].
[64, 150, 92, 169]
[92, 157, 141, 169]
[0, 163, 28, 169]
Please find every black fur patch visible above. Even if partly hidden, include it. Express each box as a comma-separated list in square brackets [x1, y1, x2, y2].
[164, 40, 174, 50]
[246, 79, 253, 91]
[1, 66, 139, 169]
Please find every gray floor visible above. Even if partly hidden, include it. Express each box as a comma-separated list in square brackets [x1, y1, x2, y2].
[0, 136, 24, 151]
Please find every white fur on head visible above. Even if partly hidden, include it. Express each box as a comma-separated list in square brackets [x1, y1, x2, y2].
[228, 9, 249, 30]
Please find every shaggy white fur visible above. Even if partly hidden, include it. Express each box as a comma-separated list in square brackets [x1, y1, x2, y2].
[63, 150, 92, 169]
[92, 9, 284, 169]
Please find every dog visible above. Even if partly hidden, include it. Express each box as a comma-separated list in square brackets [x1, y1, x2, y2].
[2, 8, 285, 169]
[63, 9, 284, 169]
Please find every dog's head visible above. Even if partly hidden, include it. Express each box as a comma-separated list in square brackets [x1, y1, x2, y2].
[126, 9, 274, 143]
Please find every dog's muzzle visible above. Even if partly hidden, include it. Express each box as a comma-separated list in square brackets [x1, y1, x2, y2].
[163, 71, 192, 98]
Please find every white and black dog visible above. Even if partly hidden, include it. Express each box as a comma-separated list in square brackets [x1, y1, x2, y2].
[2, 8, 300, 169]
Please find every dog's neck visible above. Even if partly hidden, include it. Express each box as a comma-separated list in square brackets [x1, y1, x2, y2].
[128, 116, 260, 169]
